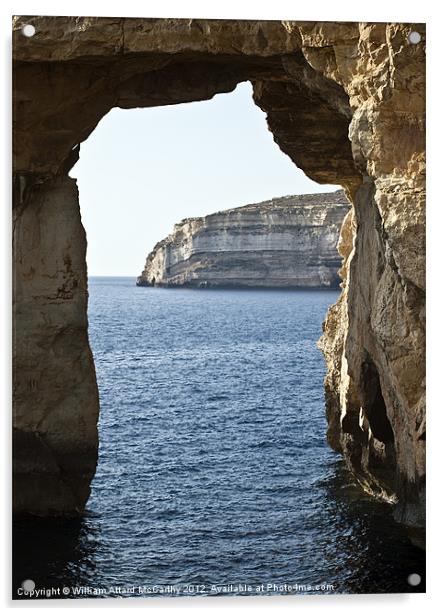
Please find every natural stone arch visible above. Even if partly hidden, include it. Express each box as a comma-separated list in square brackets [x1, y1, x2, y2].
[12, 17, 425, 534]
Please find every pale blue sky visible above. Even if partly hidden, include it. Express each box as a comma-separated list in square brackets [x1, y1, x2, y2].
[71, 81, 339, 276]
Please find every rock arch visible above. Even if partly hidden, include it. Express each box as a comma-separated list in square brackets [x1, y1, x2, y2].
[12, 17, 425, 532]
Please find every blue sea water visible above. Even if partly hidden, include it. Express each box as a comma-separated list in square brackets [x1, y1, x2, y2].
[13, 277, 425, 598]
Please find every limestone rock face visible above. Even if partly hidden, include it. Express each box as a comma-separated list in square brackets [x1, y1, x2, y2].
[13, 176, 99, 514]
[13, 16, 425, 533]
[137, 191, 350, 289]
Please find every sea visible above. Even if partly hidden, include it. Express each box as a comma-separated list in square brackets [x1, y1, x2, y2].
[13, 277, 425, 599]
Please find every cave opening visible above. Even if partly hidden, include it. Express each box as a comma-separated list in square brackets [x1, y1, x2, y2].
[59, 79, 357, 587]
[68, 81, 345, 511]
[360, 354, 395, 445]
[14, 23, 366, 518]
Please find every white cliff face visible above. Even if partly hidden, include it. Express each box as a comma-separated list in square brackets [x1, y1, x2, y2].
[137, 191, 350, 288]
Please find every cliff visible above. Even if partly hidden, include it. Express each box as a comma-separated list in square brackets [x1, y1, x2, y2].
[13, 17, 425, 540]
[137, 191, 350, 289]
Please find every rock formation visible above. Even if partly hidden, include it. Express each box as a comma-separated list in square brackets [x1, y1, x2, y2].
[12, 17, 425, 539]
[137, 191, 350, 289]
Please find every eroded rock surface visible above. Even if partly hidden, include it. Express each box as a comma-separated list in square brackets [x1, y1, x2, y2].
[137, 191, 349, 289]
[12, 16, 425, 533]
[13, 176, 99, 514]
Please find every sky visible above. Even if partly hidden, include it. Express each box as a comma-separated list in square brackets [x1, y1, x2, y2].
[70, 81, 339, 277]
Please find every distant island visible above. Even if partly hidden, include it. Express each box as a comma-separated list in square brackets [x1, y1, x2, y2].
[137, 190, 350, 289]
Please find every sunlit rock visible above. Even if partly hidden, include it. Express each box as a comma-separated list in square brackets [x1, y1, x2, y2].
[137, 191, 349, 289]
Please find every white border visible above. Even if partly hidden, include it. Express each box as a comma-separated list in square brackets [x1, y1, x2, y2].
[1, 1, 439, 613]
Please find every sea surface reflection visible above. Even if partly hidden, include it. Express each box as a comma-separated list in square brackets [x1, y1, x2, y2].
[13, 280, 425, 598]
